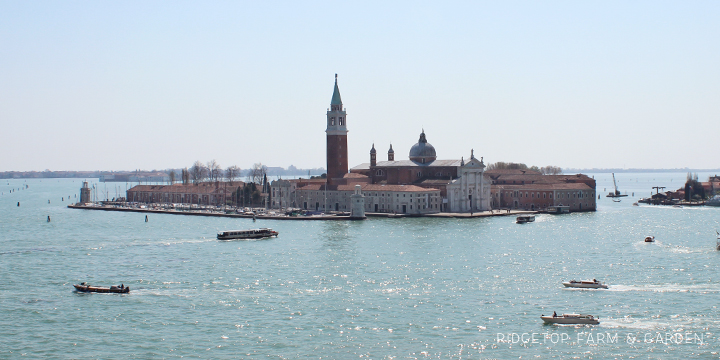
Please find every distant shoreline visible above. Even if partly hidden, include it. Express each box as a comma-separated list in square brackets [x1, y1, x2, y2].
[565, 168, 720, 174]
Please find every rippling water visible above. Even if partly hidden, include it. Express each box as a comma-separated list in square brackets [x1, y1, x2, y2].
[1, 174, 718, 358]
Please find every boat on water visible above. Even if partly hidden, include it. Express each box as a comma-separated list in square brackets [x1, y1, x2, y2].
[74, 282, 129, 293]
[707, 195, 720, 207]
[644, 235, 655, 242]
[716, 231, 719, 251]
[606, 173, 628, 198]
[562, 279, 608, 289]
[516, 215, 535, 224]
[541, 313, 599, 325]
[217, 228, 278, 240]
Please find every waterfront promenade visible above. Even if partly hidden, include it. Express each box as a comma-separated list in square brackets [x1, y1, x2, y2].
[67, 203, 535, 220]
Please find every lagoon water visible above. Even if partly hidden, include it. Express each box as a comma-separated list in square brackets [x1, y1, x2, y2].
[1, 173, 719, 358]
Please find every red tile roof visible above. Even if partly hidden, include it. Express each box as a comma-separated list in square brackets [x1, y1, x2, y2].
[297, 183, 438, 192]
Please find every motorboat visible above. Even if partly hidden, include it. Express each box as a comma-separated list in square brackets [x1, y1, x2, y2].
[562, 279, 608, 289]
[541, 313, 599, 325]
[706, 195, 720, 207]
[516, 215, 535, 224]
[74, 283, 129, 293]
[217, 228, 278, 240]
[644, 236, 655, 243]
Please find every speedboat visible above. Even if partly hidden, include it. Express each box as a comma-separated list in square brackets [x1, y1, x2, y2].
[74, 283, 129, 293]
[562, 279, 608, 289]
[217, 228, 278, 240]
[541, 313, 599, 325]
[644, 236, 655, 243]
[516, 215, 535, 224]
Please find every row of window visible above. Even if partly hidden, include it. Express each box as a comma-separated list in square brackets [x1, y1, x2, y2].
[329, 116, 345, 126]
[499, 191, 595, 199]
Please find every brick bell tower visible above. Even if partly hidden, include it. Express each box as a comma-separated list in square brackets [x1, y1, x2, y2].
[326, 74, 348, 186]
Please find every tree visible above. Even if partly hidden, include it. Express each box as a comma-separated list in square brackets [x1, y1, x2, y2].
[225, 165, 241, 185]
[487, 162, 529, 171]
[190, 161, 207, 184]
[181, 168, 190, 185]
[168, 170, 177, 184]
[540, 166, 563, 175]
[247, 163, 267, 185]
[207, 159, 221, 182]
[684, 172, 706, 201]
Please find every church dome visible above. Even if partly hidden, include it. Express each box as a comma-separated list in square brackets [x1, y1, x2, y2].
[409, 130, 437, 164]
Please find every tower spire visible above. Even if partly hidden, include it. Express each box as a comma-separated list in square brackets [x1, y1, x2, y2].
[326, 75, 349, 186]
[331, 74, 342, 107]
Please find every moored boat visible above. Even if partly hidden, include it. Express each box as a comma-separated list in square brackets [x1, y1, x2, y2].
[562, 279, 608, 289]
[217, 228, 279, 240]
[516, 215, 535, 224]
[644, 236, 655, 242]
[74, 282, 129, 293]
[541, 313, 599, 325]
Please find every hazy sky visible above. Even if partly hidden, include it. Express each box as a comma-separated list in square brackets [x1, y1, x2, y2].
[2, 1, 719, 172]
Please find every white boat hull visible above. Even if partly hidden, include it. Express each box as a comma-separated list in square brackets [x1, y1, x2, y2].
[562, 282, 608, 289]
[541, 315, 599, 325]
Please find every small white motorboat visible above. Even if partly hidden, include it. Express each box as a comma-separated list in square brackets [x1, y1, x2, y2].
[562, 279, 608, 289]
[644, 236, 655, 243]
[541, 313, 599, 325]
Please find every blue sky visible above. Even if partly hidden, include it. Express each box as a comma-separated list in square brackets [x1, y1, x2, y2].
[1, 1, 719, 172]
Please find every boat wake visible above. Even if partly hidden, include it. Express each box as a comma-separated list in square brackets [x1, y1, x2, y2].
[608, 283, 720, 293]
[657, 242, 709, 254]
[600, 316, 720, 330]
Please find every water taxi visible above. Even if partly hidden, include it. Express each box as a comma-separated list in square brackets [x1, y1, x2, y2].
[644, 236, 655, 242]
[217, 228, 278, 240]
[74, 283, 129, 293]
[541, 313, 599, 325]
[516, 215, 535, 224]
[562, 279, 608, 289]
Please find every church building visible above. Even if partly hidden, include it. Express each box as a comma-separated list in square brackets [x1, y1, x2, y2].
[284, 75, 491, 214]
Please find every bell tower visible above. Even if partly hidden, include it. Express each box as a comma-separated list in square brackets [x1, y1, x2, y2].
[326, 74, 348, 185]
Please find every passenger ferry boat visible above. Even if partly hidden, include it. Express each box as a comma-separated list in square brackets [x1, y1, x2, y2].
[516, 215, 535, 224]
[217, 228, 278, 240]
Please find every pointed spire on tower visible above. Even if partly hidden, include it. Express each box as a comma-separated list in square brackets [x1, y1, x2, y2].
[331, 74, 342, 106]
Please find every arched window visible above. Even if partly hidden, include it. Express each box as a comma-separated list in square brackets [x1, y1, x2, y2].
[330, 117, 335, 126]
